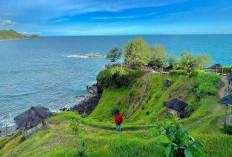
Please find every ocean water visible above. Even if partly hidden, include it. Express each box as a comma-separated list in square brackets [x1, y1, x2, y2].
[0, 35, 232, 126]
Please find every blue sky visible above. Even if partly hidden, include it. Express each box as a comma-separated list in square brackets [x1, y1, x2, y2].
[0, 0, 232, 36]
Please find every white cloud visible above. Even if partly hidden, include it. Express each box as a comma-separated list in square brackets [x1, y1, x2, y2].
[59, 0, 188, 15]
[92, 15, 140, 20]
[0, 19, 16, 26]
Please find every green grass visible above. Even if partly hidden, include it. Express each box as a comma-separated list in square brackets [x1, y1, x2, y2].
[1, 69, 231, 157]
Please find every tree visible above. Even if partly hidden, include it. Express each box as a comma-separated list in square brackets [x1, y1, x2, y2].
[197, 54, 212, 69]
[106, 46, 122, 63]
[168, 53, 179, 69]
[179, 51, 197, 71]
[148, 44, 167, 68]
[124, 37, 149, 65]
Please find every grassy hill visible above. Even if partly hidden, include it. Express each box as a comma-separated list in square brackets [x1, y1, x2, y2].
[0, 30, 39, 40]
[0, 68, 232, 157]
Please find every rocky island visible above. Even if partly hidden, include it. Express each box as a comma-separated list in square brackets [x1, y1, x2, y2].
[67, 53, 106, 58]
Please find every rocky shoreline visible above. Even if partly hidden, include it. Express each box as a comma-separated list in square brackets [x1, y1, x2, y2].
[62, 83, 103, 115]
[0, 83, 103, 139]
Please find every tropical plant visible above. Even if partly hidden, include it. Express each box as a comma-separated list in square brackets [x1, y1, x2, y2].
[106, 46, 122, 63]
[150, 116, 205, 157]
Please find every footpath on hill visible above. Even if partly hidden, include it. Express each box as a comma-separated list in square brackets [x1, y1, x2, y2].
[218, 75, 229, 98]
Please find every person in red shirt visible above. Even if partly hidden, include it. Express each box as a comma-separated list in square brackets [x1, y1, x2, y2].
[114, 110, 123, 132]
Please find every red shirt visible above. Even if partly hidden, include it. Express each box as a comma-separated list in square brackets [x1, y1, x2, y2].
[114, 114, 123, 125]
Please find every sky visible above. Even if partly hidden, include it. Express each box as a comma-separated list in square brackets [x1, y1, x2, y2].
[0, 0, 232, 36]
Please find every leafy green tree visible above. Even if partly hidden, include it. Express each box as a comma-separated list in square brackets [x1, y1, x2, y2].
[150, 116, 205, 157]
[148, 44, 168, 68]
[168, 53, 179, 69]
[196, 54, 212, 69]
[179, 51, 197, 71]
[124, 37, 149, 65]
[106, 46, 122, 63]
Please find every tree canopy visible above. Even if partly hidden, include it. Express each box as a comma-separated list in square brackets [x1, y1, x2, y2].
[148, 44, 167, 68]
[124, 38, 149, 65]
[107, 37, 213, 72]
[106, 46, 122, 63]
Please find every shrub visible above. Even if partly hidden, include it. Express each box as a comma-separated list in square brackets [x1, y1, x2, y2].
[189, 70, 205, 78]
[150, 116, 205, 157]
[97, 67, 129, 89]
[218, 66, 232, 74]
[169, 70, 187, 76]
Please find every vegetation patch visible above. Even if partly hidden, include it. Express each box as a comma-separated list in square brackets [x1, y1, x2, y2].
[191, 73, 219, 98]
[169, 70, 187, 76]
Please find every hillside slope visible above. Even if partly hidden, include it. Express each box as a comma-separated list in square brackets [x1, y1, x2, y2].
[0, 30, 39, 40]
[0, 30, 26, 39]
[1, 68, 232, 157]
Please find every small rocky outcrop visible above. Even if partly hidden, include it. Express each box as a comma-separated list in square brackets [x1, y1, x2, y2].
[69, 83, 103, 115]
[70, 94, 102, 115]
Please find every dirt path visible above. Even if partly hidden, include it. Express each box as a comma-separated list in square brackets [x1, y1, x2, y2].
[218, 75, 228, 98]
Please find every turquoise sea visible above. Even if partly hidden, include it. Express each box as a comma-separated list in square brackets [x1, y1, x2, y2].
[0, 35, 232, 126]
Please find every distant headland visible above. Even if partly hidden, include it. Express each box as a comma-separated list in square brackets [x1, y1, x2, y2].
[0, 30, 40, 40]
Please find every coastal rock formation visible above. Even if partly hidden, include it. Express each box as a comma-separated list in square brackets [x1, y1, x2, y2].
[70, 94, 102, 115]
[70, 83, 103, 114]
[67, 53, 106, 59]
[86, 83, 103, 95]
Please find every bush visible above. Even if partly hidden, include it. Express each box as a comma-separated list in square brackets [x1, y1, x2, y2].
[189, 70, 205, 78]
[150, 116, 205, 157]
[97, 67, 130, 89]
[191, 73, 219, 98]
[218, 66, 232, 74]
[169, 70, 187, 76]
[222, 125, 232, 135]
